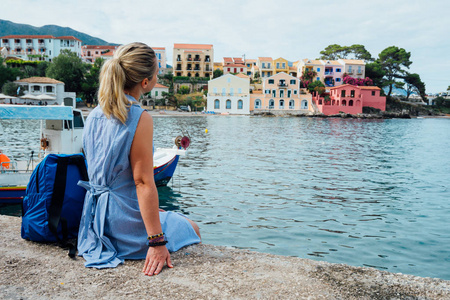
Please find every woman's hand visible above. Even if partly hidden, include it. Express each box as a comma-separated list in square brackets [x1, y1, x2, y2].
[142, 245, 173, 276]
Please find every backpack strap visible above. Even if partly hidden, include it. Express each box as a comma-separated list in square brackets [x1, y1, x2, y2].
[47, 155, 88, 258]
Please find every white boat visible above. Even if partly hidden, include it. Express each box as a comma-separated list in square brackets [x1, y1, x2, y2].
[0, 104, 188, 203]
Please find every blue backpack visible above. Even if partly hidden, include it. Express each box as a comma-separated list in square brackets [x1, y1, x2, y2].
[21, 153, 89, 257]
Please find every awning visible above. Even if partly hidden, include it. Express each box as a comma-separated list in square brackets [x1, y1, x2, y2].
[0, 105, 73, 120]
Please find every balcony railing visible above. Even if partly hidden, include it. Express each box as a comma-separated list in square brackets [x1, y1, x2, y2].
[347, 70, 354, 74]
[278, 82, 288, 87]
[279, 106, 285, 109]
[324, 71, 334, 76]
[356, 71, 363, 75]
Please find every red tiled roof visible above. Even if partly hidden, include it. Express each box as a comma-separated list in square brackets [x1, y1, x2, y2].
[15, 77, 64, 84]
[56, 36, 82, 42]
[154, 83, 169, 88]
[223, 57, 233, 62]
[174, 43, 213, 50]
[82, 45, 118, 50]
[224, 64, 246, 68]
[1, 35, 55, 39]
[233, 57, 244, 63]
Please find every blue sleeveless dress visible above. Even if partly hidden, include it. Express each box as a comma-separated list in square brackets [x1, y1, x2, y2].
[77, 95, 200, 268]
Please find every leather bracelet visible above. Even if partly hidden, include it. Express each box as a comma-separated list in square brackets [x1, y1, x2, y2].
[148, 240, 168, 247]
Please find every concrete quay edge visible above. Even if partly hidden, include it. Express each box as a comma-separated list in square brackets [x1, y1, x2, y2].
[1, 215, 449, 299]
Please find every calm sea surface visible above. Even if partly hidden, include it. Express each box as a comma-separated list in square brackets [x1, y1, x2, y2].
[1, 116, 449, 280]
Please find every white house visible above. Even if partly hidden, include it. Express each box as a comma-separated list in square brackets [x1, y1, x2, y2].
[0, 35, 82, 62]
[207, 74, 250, 114]
[12, 77, 77, 107]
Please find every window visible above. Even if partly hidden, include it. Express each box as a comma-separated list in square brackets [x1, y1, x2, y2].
[342, 100, 347, 106]
[301, 100, 308, 109]
[268, 63, 271, 68]
[265, 90, 270, 94]
[350, 90, 355, 97]
[341, 90, 346, 97]
[226, 100, 231, 109]
[155, 91, 159, 97]
[372, 91, 376, 96]
[272, 90, 276, 97]
[269, 99, 274, 108]
[222, 88, 226, 95]
[268, 79, 274, 84]
[33, 86, 40, 92]
[279, 90, 284, 98]
[289, 100, 295, 109]
[316, 77, 320, 81]
[262, 63, 266, 68]
[336, 78, 341, 82]
[349, 100, 354, 106]
[282, 63, 285, 68]
[317, 67, 321, 72]
[238, 100, 243, 109]
[279, 99, 284, 108]
[276, 63, 280, 68]
[336, 68, 341, 72]
[73, 111, 84, 128]
[287, 90, 291, 97]
[290, 79, 296, 84]
[293, 90, 298, 95]
[230, 88, 234, 95]
[255, 99, 261, 108]
[45, 86, 53, 93]
[214, 99, 220, 109]
[213, 87, 217, 93]
[238, 88, 242, 94]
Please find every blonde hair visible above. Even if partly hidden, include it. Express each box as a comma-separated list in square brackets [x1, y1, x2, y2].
[98, 42, 157, 124]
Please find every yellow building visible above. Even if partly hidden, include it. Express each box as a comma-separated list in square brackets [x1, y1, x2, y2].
[273, 57, 289, 74]
[173, 43, 214, 78]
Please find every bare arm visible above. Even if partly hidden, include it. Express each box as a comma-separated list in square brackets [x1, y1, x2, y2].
[130, 112, 173, 276]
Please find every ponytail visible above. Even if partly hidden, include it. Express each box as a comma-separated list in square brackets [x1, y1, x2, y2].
[97, 43, 157, 124]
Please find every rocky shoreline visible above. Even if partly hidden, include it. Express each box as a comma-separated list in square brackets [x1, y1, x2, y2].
[1, 215, 449, 299]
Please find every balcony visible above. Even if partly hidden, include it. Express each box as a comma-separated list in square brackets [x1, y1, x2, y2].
[278, 82, 288, 87]
[289, 106, 295, 109]
[347, 70, 354, 75]
[356, 71, 363, 75]
[279, 106, 285, 109]
[324, 71, 334, 76]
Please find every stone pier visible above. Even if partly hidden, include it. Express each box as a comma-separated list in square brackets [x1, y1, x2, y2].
[1, 215, 449, 299]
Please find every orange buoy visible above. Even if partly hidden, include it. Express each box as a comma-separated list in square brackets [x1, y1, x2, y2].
[0, 152, 11, 169]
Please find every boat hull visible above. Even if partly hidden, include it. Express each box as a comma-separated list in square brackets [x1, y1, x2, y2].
[0, 154, 181, 204]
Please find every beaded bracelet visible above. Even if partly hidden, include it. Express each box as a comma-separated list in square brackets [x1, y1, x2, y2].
[147, 232, 164, 240]
[148, 240, 168, 247]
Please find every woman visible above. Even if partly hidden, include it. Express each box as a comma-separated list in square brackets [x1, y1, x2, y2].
[78, 42, 201, 276]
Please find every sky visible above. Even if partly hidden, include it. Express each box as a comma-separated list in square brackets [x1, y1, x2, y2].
[2, 0, 449, 93]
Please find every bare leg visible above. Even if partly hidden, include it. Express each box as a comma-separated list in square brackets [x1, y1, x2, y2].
[187, 219, 201, 240]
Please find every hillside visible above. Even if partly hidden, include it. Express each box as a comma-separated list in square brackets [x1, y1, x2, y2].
[0, 19, 117, 46]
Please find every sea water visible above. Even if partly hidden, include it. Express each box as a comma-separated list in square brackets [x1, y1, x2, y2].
[1, 116, 449, 280]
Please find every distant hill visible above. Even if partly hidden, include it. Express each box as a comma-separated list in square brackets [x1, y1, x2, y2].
[0, 19, 117, 46]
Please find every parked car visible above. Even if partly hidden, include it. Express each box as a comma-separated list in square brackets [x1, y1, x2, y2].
[179, 105, 190, 112]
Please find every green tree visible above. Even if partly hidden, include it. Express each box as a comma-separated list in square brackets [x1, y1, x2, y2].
[46, 49, 87, 93]
[213, 68, 223, 78]
[307, 80, 325, 94]
[2, 82, 26, 96]
[404, 73, 426, 101]
[81, 58, 104, 103]
[0, 57, 23, 89]
[365, 61, 386, 88]
[319, 44, 373, 61]
[178, 86, 190, 95]
[377, 46, 412, 97]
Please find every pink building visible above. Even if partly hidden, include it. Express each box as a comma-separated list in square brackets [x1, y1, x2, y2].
[81, 45, 118, 63]
[312, 84, 386, 115]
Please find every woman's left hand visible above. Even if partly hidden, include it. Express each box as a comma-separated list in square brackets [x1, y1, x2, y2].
[142, 245, 173, 276]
